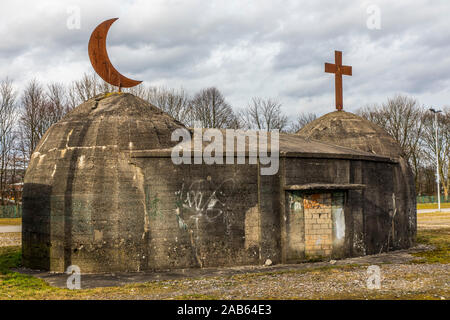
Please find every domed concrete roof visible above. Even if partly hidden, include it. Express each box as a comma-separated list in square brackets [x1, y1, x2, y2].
[34, 92, 185, 154]
[23, 93, 187, 272]
[297, 111, 403, 158]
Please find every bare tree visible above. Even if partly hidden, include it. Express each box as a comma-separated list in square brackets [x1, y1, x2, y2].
[96, 76, 116, 94]
[68, 73, 114, 108]
[147, 87, 193, 125]
[356, 103, 386, 127]
[125, 84, 151, 101]
[47, 82, 72, 120]
[68, 73, 98, 108]
[239, 97, 288, 131]
[19, 80, 71, 163]
[288, 112, 317, 132]
[358, 95, 425, 188]
[190, 87, 238, 129]
[0, 78, 17, 205]
[358, 97, 449, 197]
[421, 108, 449, 197]
[19, 80, 47, 161]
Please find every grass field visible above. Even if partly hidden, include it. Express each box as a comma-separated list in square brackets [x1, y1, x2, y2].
[417, 211, 450, 230]
[0, 218, 21, 226]
[417, 203, 450, 210]
[0, 212, 448, 300]
[0, 230, 448, 299]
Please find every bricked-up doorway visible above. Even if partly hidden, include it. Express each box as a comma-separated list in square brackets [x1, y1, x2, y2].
[286, 191, 346, 262]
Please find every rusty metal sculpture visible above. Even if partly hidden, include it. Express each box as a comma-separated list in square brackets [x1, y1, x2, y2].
[325, 50, 352, 111]
[88, 18, 142, 92]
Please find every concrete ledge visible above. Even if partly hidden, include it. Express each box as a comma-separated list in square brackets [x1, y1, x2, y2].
[130, 150, 396, 163]
[284, 183, 366, 191]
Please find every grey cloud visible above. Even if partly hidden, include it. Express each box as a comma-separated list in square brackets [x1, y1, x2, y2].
[1, 0, 450, 118]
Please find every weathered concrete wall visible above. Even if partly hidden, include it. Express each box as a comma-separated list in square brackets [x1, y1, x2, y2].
[284, 191, 305, 262]
[297, 110, 417, 253]
[132, 157, 261, 270]
[347, 161, 365, 257]
[361, 161, 396, 254]
[360, 159, 416, 254]
[281, 157, 410, 264]
[394, 159, 417, 249]
[258, 167, 281, 264]
[281, 158, 355, 262]
[22, 93, 186, 273]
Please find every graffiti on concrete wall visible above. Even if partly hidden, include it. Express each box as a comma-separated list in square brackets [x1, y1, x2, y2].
[175, 178, 235, 230]
[144, 185, 162, 219]
[303, 194, 323, 209]
[287, 193, 303, 212]
[174, 178, 235, 266]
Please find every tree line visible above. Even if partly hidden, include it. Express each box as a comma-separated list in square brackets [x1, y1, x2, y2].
[0, 74, 448, 204]
[357, 95, 449, 198]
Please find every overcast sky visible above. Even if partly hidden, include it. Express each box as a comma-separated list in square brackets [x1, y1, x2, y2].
[1, 0, 449, 117]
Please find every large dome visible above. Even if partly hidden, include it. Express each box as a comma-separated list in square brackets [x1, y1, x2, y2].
[33, 92, 185, 153]
[22, 93, 186, 272]
[297, 111, 403, 159]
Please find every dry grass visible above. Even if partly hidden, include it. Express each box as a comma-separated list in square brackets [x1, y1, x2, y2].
[411, 228, 450, 263]
[417, 203, 450, 210]
[0, 233, 21, 247]
[0, 218, 21, 226]
[1, 247, 447, 300]
[0, 215, 448, 300]
[417, 211, 450, 230]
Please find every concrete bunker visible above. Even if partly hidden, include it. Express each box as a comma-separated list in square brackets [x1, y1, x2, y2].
[22, 93, 416, 273]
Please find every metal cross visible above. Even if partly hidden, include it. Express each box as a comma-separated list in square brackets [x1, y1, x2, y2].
[325, 50, 352, 111]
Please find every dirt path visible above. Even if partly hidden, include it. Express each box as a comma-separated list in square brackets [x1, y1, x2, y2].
[0, 226, 21, 233]
[418, 211, 450, 229]
[0, 232, 20, 247]
[418, 208, 450, 213]
[17, 243, 436, 289]
[11, 249, 449, 299]
[1, 211, 448, 299]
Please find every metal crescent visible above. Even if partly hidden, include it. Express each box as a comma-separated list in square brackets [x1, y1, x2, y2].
[88, 18, 142, 88]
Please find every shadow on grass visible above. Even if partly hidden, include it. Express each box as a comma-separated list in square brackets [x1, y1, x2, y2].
[0, 246, 21, 273]
[0, 218, 22, 226]
[0, 246, 54, 296]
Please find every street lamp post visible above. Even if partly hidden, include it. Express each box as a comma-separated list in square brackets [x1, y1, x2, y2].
[429, 108, 442, 212]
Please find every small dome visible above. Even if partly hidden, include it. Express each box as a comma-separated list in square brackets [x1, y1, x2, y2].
[297, 111, 403, 158]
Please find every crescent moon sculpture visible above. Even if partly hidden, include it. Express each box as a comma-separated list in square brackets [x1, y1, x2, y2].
[88, 18, 142, 91]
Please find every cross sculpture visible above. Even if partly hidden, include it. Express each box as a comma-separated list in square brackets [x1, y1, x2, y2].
[325, 50, 352, 111]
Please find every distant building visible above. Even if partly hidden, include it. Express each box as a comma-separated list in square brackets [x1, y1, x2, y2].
[7, 182, 23, 203]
